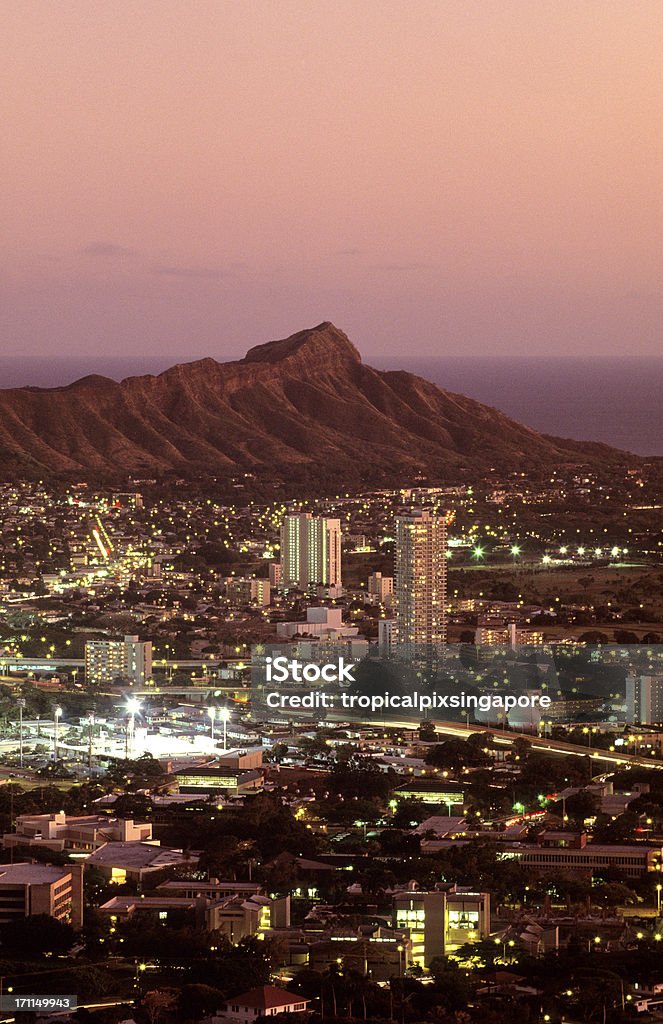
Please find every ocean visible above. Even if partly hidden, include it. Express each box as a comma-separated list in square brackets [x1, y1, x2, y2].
[1, 355, 662, 457]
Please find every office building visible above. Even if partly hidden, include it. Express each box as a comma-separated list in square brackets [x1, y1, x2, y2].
[393, 885, 490, 966]
[2, 813, 152, 855]
[85, 634, 152, 686]
[0, 862, 83, 927]
[280, 514, 342, 590]
[394, 510, 447, 645]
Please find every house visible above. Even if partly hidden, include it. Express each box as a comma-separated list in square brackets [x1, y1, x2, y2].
[213, 986, 309, 1024]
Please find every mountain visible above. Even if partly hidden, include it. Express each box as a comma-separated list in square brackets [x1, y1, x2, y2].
[0, 323, 638, 483]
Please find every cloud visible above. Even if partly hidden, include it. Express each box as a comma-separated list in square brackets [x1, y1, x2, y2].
[82, 241, 138, 257]
[150, 264, 230, 279]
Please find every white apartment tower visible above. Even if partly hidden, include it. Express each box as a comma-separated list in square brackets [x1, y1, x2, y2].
[395, 510, 448, 646]
[626, 675, 663, 725]
[280, 514, 342, 590]
[85, 635, 152, 686]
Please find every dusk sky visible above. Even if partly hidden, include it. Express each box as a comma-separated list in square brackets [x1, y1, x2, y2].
[3, 1, 663, 364]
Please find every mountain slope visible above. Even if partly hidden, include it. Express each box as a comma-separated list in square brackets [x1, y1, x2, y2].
[0, 323, 636, 481]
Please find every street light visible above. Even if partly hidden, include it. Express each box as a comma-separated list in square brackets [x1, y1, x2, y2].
[53, 706, 62, 762]
[656, 883, 661, 916]
[218, 707, 230, 751]
[88, 711, 95, 773]
[126, 697, 141, 758]
[17, 698, 26, 769]
[208, 706, 216, 744]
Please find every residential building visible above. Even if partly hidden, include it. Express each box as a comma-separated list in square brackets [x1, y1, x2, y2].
[224, 577, 271, 608]
[394, 510, 447, 646]
[368, 571, 393, 602]
[215, 986, 309, 1024]
[85, 634, 152, 686]
[280, 514, 342, 590]
[626, 675, 663, 725]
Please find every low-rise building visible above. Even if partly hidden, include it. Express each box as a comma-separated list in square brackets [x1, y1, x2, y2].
[2, 813, 152, 855]
[214, 986, 309, 1024]
[0, 862, 83, 927]
[86, 841, 198, 885]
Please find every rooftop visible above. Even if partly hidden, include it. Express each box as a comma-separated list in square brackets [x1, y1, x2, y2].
[87, 841, 196, 869]
[226, 986, 308, 1010]
[0, 862, 71, 885]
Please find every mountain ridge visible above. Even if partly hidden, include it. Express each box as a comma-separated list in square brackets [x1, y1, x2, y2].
[0, 322, 642, 482]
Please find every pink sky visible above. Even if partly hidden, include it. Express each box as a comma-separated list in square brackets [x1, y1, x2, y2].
[2, 1, 663, 361]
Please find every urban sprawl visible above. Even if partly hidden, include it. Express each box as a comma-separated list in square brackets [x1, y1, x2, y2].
[2, 467, 663, 1023]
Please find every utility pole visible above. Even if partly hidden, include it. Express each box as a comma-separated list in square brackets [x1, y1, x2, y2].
[17, 698, 25, 768]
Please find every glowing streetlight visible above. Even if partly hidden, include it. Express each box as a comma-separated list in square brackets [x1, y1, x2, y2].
[125, 697, 141, 758]
[472, 545, 484, 560]
[53, 706, 63, 762]
[218, 707, 230, 751]
[510, 545, 520, 558]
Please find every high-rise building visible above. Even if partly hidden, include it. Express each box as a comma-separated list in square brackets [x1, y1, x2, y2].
[85, 635, 152, 686]
[394, 509, 447, 646]
[626, 675, 663, 725]
[280, 514, 342, 590]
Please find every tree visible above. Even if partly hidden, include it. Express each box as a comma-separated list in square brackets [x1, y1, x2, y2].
[177, 984, 225, 1020]
[141, 990, 177, 1024]
[564, 789, 600, 824]
[0, 914, 75, 957]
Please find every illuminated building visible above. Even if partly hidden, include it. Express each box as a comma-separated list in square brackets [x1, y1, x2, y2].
[280, 513, 342, 590]
[225, 576, 271, 607]
[506, 842, 658, 880]
[174, 765, 263, 796]
[393, 885, 490, 965]
[84, 634, 152, 686]
[86, 841, 198, 885]
[378, 617, 395, 653]
[99, 891, 289, 940]
[392, 779, 464, 808]
[394, 510, 447, 645]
